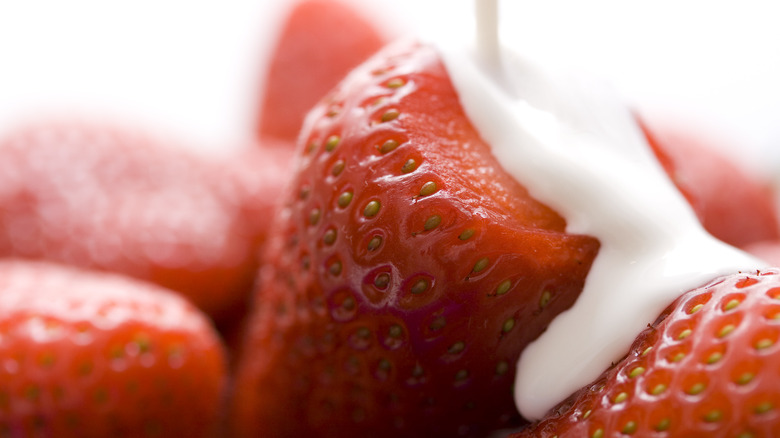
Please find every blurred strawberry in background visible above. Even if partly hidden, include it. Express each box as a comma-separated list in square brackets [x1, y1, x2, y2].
[255, 0, 387, 145]
[640, 117, 780, 248]
[0, 122, 285, 325]
[0, 260, 227, 438]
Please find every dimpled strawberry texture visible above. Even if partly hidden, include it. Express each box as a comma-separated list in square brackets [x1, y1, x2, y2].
[512, 269, 780, 437]
[641, 120, 780, 248]
[0, 124, 287, 321]
[0, 260, 226, 438]
[230, 41, 600, 437]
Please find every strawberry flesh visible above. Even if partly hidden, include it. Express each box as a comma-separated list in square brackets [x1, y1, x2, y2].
[231, 41, 600, 437]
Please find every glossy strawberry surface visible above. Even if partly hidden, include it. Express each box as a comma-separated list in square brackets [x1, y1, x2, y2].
[230, 41, 600, 437]
[256, 0, 386, 143]
[641, 119, 780, 248]
[512, 269, 780, 437]
[0, 260, 227, 438]
[0, 123, 286, 321]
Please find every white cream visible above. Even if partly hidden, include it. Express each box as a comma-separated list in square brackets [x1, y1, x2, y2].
[433, 1, 766, 421]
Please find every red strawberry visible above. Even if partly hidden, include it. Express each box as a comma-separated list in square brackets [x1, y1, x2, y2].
[0, 122, 286, 321]
[230, 41, 600, 437]
[511, 269, 780, 437]
[256, 0, 386, 143]
[640, 118, 780, 248]
[0, 260, 227, 438]
[746, 240, 780, 267]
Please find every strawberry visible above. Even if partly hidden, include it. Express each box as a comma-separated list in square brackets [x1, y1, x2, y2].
[0, 122, 286, 322]
[230, 41, 600, 437]
[256, 0, 386, 143]
[640, 118, 780, 248]
[0, 260, 227, 438]
[746, 240, 780, 267]
[511, 269, 780, 437]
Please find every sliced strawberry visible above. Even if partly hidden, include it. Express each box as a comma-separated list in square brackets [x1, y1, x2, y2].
[640, 118, 780, 248]
[512, 269, 780, 437]
[0, 123, 287, 322]
[0, 260, 227, 437]
[256, 0, 386, 143]
[230, 41, 600, 437]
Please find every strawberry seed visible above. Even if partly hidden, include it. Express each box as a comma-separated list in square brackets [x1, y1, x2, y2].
[363, 201, 381, 218]
[401, 158, 418, 174]
[331, 160, 345, 176]
[325, 135, 340, 152]
[337, 191, 353, 208]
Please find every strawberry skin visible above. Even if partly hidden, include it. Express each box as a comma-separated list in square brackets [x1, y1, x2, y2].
[512, 269, 780, 437]
[231, 41, 600, 437]
[0, 123, 286, 321]
[0, 260, 227, 438]
[256, 0, 386, 143]
[746, 240, 780, 267]
[640, 119, 780, 248]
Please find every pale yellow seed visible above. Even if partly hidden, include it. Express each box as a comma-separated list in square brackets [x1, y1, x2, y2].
[723, 299, 741, 311]
[381, 109, 400, 122]
[718, 324, 736, 338]
[337, 191, 354, 208]
[423, 215, 442, 231]
[380, 139, 400, 154]
[496, 280, 511, 296]
[689, 303, 704, 314]
[472, 257, 489, 273]
[419, 181, 437, 197]
[502, 318, 515, 333]
[386, 78, 405, 88]
[363, 201, 381, 218]
[325, 135, 340, 152]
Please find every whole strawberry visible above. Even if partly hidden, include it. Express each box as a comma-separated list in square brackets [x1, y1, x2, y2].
[230, 41, 600, 437]
[512, 269, 780, 437]
[0, 123, 287, 321]
[0, 260, 227, 438]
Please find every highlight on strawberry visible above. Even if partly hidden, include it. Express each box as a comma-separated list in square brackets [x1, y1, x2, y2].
[255, 0, 387, 144]
[511, 269, 780, 437]
[230, 39, 601, 437]
[229, 0, 780, 437]
[1, 0, 778, 437]
[0, 122, 282, 323]
[0, 260, 227, 438]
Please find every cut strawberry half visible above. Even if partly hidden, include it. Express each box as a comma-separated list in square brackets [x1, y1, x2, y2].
[231, 40, 600, 437]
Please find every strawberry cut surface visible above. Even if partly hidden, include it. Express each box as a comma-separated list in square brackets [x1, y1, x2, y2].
[0, 260, 227, 438]
[512, 268, 780, 437]
[231, 41, 600, 437]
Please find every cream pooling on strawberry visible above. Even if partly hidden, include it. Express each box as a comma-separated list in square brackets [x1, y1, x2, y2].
[429, 0, 767, 421]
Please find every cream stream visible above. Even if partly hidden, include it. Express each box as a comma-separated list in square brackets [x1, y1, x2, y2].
[433, 0, 765, 420]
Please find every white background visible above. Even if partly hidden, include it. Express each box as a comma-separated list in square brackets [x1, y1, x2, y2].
[0, 0, 778, 168]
